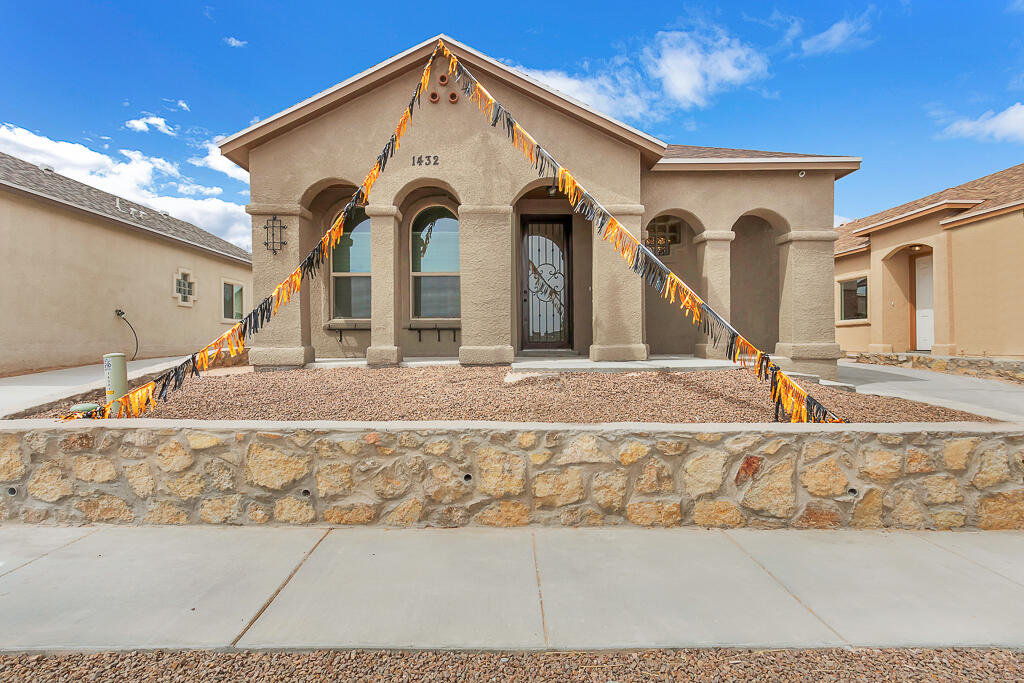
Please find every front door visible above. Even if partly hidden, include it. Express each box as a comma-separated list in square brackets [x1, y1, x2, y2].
[914, 254, 934, 351]
[521, 216, 572, 349]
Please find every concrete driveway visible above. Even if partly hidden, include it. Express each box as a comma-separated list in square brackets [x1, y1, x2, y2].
[838, 359, 1024, 421]
[2, 526, 1024, 651]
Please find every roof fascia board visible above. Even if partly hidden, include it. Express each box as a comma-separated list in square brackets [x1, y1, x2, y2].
[219, 34, 667, 169]
[651, 157, 861, 179]
[0, 179, 253, 266]
[939, 199, 1024, 229]
[833, 245, 870, 259]
[850, 199, 984, 235]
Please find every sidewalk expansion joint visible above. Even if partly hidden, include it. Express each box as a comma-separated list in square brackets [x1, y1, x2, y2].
[0, 528, 98, 580]
[531, 532, 550, 648]
[230, 528, 332, 647]
[913, 532, 1024, 591]
[720, 530, 851, 648]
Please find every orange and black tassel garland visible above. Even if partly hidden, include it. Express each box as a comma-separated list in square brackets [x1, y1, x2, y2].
[62, 39, 840, 424]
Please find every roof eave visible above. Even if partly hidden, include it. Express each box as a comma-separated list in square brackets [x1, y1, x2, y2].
[850, 199, 984, 236]
[939, 199, 1024, 229]
[651, 157, 862, 179]
[0, 179, 253, 266]
[219, 34, 667, 170]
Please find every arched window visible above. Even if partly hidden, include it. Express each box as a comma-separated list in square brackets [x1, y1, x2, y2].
[331, 206, 371, 319]
[411, 206, 460, 318]
[644, 215, 683, 256]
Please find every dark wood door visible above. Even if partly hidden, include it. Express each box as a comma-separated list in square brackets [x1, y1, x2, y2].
[521, 216, 572, 349]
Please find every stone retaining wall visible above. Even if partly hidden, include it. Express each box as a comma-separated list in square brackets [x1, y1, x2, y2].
[1, 420, 1022, 530]
[855, 353, 1024, 385]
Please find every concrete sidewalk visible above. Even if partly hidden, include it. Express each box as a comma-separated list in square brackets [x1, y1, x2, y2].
[0, 357, 185, 418]
[1, 526, 1023, 651]
[838, 359, 1024, 421]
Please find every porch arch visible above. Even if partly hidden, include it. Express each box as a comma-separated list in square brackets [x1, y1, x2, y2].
[644, 211, 701, 354]
[730, 211, 782, 352]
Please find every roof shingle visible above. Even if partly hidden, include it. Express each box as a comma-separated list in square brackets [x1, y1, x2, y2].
[835, 162, 1024, 256]
[0, 151, 251, 263]
[662, 145, 830, 160]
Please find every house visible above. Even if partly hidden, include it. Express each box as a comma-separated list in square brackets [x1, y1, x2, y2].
[219, 35, 859, 379]
[834, 162, 1024, 358]
[0, 151, 253, 375]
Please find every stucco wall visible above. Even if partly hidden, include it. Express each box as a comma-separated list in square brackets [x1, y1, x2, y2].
[0, 190, 252, 375]
[3, 420, 1021, 530]
[949, 211, 1024, 357]
[834, 250, 871, 353]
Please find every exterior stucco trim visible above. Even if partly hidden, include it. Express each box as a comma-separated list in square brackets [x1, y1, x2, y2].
[692, 230, 736, 244]
[938, 199, 1024, 229]
[245, 203, 313, 220]
[0, 180, 252, 266]
[776, 230, 838, 245]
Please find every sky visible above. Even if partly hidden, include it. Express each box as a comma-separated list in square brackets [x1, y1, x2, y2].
[3, 1, 1024, 250]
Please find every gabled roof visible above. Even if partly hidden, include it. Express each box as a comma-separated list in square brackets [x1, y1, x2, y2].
[664, 145, 830, 159]
[835, 162, 1024, 256]
[219, 34, 668, 169]
[0, 151, 252, 264]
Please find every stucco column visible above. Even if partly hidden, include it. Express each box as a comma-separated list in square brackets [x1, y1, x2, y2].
[775, 230, 842, 380]
[457, 205, 514, 365]
[693, 230, 734, 359]
[245, 204, 314, 369]
[365, 204, 403, 366]
[590, 205, 648, 361]
[930, 233, 957, 356]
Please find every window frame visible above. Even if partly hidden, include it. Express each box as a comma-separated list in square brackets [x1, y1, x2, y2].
[172, 267, 195, 308]
[838, 276, 869, 322]
[409, 204, 461, 322]
[220, 278, 245, 324]
[644, 215, 683, 257]
[329, 206, 372, 322]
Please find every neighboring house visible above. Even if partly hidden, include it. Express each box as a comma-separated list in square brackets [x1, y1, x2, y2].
[834, 162, 1024, 358]
[0, 151, 253, 375]
[219, 35, 859, 379]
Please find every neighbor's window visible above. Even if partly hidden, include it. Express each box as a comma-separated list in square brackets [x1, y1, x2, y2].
[411, 206, 460, 318]
[175, 272, 194, 304]
[331, 206, 372, 319]
[644, 215, 683, 256]
[840, 277, 867, 320]
[223, 282, 244, 320]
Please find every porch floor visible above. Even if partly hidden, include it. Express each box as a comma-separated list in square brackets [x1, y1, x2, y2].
[307, 353, 738, 374]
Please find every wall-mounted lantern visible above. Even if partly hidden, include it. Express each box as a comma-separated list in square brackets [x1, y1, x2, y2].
[263, 216, 287, 255]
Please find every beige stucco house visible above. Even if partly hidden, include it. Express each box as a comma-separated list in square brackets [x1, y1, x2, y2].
[220, 35, 859, 379]
[834, 162, 1024, 358]
[0, 151, 253, 376]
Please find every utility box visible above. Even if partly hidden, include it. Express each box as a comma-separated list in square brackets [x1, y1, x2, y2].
[103, 353, 128, 402]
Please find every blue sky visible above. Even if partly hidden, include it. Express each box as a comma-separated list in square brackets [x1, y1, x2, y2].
[3, 1, 1024, 249]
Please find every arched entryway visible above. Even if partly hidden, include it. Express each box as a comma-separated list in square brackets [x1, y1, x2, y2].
[730, 214, 781, 352]
[644, 213, 700, 354]
[881, 243, 934, 352]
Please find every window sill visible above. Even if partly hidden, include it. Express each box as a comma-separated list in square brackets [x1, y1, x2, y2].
[325, 319, 371, 330]
[221, 318, 243, 325]
[836, 319, 871, 328]
[407, 319, 461, 330]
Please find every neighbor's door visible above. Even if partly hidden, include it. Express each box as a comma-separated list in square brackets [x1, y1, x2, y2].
[521, 216, 572, 349]
[914, 254, 934, 351]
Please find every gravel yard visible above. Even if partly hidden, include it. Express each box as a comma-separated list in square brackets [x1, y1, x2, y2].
[26, 366, 988, 423]
[0, 648, 1020, 682]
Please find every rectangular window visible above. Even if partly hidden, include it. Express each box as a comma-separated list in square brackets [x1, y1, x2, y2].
[175, 273, 193, 303]
[413, 275, 460, 318]
[331, 208, 372, 319]
[223, 282, 243, 320]
[840, 277, 868, 320]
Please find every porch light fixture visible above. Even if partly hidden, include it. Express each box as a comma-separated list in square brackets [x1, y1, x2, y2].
[263, 215, 287, 255]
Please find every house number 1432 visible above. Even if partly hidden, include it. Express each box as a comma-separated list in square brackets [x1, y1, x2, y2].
[412, 155, 439, 166]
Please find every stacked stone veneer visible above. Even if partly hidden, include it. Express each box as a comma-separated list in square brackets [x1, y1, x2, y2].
[855, 353, 1024, 385]
[1, 420, 1023, 530]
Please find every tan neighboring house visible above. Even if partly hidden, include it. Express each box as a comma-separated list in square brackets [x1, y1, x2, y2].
[0, 151, 253, 376]
[835, 162, 1024, 358]
[219, 34, 859, 379]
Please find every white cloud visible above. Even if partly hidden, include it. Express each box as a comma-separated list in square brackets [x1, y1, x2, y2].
[834, 214, 852, 227]
[0, 123, 251, 250]
[941, 102, 1024, 143]
[176, 181, 223, 196]
[1009, 0, 1024, 11]
[188, 141, 249, 183]
[223, 36, 247, 48]
[645, 29, 770, 109]
[513, 25, 770, 123]
[125, 115, 175, 135]
[801, 8, 876, 56]
[745, 9, 803, 46]
[175, 99, 190, 112]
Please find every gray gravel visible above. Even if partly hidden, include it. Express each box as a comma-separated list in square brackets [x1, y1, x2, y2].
[25, 367, 988, 423]
[1, 648, 1021, 681]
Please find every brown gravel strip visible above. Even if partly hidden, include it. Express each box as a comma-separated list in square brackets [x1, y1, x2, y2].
[25, 367, 988, 423]
[1, 648, 1021, 682]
